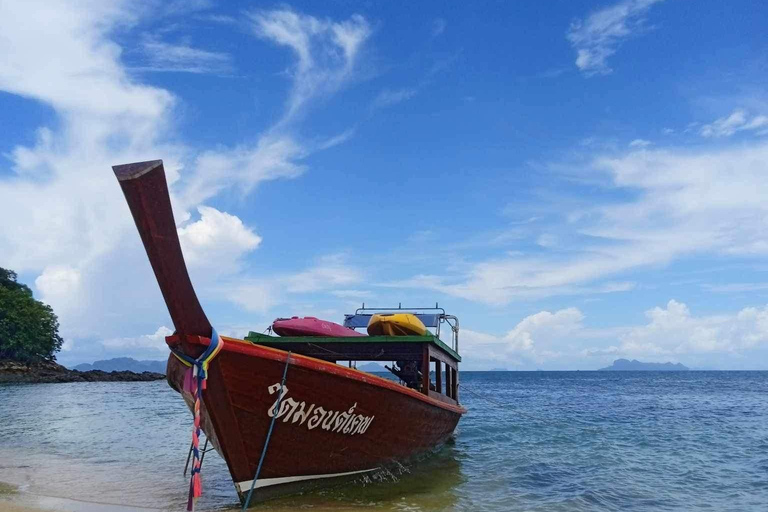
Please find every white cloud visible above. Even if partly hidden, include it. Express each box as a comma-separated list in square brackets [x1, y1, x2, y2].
[699, 109, 768, 138]
[34, 265, 83, 320]
[402, 140, 768, 305]
[536, 233, 558, 248]
[248, 9, 371, 123]
[461, 308, 586, 368]
[371, 87, 418, 110]
[180, 134, 307, 208]
[210, 255, 363, 315]
[101, 326, 174, 351]
[0, 3, 371, 362]
[227, 281, 279, 314]
[0, 0, 175, 273]
[505, 308, 584, 356]
[286, 255, 362, 293]
[139, 36, 232, 74]
[629, 138, 652, 147]
[463, 301, 768, 369]
[177, 206, 262, 273]
[606, 300, 768, 357]
[567, 0, 664, 75]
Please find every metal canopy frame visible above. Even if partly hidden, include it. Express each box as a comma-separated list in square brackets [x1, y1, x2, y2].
[342, 303, 460, 354]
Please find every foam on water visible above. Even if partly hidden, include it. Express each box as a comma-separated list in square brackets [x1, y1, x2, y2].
[1, 372, 767, 511]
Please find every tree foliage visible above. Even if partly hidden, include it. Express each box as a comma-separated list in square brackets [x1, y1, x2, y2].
[0, 267, 63, 362]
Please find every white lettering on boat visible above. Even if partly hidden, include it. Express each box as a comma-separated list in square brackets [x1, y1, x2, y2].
[267, 383, 375, 436]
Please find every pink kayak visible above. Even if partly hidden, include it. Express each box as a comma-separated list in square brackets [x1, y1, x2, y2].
[272, 316, 365, 337]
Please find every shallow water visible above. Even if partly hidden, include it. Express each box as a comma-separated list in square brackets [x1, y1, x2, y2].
[1, 371, 767, 511]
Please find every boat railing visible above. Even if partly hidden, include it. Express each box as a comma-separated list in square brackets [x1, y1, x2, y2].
[343, 303, 459, 354]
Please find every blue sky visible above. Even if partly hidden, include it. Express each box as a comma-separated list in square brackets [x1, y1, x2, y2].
[2, 0, 768, 370]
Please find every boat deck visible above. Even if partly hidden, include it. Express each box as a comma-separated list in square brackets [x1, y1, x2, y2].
[245, 332, 461, 363]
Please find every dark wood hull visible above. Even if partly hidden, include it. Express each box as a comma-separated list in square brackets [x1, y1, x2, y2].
[167, 335, 465, 503]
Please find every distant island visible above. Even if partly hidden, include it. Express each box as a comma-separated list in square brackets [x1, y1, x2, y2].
[357, 362, 386, 373]
[73, 357, 166, 374]
[599, 359, 689, 371]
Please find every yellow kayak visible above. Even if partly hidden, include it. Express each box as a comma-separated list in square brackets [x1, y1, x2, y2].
[367, 313, 427, 336]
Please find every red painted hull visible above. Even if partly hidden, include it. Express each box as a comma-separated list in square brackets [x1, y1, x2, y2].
[167, 335, 465, 503]
[272, 317, 363, 337]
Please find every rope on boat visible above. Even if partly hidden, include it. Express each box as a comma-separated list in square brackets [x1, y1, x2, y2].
[242, 352, 292, 511]
[171, 328, 224, 512]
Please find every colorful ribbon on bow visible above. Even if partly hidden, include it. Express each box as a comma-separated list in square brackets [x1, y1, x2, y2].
[172, 328, 224, 512]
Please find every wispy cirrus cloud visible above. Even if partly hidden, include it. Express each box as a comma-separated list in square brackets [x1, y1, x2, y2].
[139, 35, 233, 74]
[248, 9, 371, 123]
[567, 0, 664, 76]
[179, 8, 373, 208]
[391, 134, 768, 305]
[0, 1, 372, 362]
[370, 87, 418, 110]
[699, 109, 768, 138]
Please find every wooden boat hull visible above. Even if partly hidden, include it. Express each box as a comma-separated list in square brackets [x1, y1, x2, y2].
[167, 334, 465, 503]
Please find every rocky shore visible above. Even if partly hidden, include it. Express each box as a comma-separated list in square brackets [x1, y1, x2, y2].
[0, 359, 165, 383]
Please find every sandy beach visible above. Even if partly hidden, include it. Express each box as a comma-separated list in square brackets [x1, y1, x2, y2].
[0, 482, 159, 512]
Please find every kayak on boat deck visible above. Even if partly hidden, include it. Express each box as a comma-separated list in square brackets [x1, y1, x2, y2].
[272, 316, 364, 337]
[367, 313, 428, 336]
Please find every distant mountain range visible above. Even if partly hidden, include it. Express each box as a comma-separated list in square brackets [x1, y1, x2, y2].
[72, 357, 166, 374]
[357, 362, 386, 372]
[599, 359, 689, 371]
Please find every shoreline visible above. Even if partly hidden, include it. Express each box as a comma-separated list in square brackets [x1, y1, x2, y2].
[0, 360, 165, 384]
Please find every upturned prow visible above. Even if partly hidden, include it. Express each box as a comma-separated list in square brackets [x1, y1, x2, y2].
[112, 159, 212, 338]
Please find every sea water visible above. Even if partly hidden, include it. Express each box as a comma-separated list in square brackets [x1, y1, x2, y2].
[1, 371, 767, 511]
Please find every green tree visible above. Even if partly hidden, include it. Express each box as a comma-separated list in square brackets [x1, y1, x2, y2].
[0, 267, 63, 362]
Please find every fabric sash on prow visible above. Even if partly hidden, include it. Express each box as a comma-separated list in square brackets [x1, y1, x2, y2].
[112, 160, 212, 339]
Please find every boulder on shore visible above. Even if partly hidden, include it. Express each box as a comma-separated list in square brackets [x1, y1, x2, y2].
[0, 359, 165, 383]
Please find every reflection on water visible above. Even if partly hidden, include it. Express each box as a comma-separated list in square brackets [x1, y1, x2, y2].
[0, 380, 466, 512]
[237, 449, 465, 512]
[2, 372, 768, 511]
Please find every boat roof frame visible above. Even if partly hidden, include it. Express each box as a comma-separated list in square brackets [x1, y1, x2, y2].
[342, 303, 460, 354]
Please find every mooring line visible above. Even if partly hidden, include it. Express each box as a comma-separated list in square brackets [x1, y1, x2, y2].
[242, 352, 292, 510]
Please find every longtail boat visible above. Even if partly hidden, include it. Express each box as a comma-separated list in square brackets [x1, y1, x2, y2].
[111, 160, 466, 509]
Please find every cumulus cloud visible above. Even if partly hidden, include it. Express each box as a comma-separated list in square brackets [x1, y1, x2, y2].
[591, 300, 768, 359]
[0, 2, 371, 362]
[567, 0, 664, 75]
[34, 266, 84, 322]
[461, 308, 586, 368]
[177, 206, 262, 274]
[462, 302, 768, 369]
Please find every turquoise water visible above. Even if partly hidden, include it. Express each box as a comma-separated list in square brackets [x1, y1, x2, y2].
[1, 371, 767, 511]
